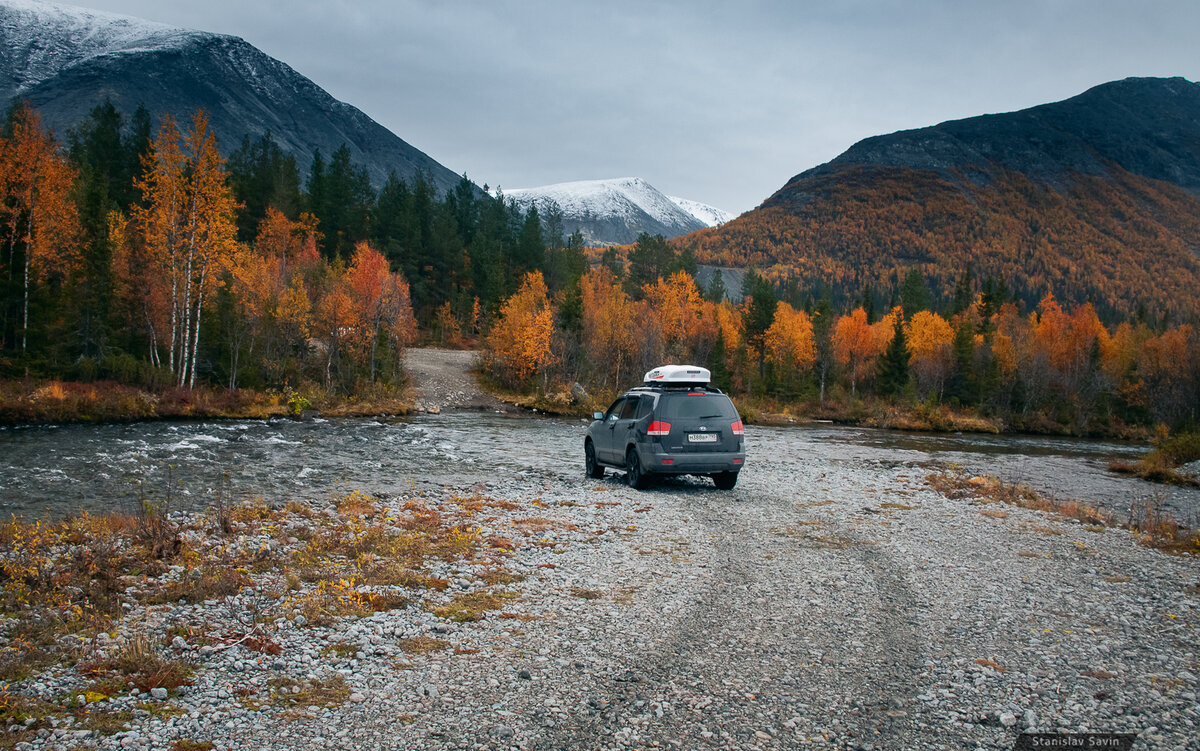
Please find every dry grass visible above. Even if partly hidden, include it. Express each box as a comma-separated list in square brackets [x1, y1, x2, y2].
[267, 674, 351, 707]
[79, 635, 194, 694]
[1109, 430, 1200, 488]
[428, 591, 513, 622]
[320, 642, 358, 658]
[477, 569, 526, 586]
[360, 563, 448, 590]
[570, 588, 603, 600]
[397, 636, 450, 654]
[0, 487, 506, 706]
[335, 490, 378, 518]
[147, 567, 251, 604]
[926, 471, 1199, 556]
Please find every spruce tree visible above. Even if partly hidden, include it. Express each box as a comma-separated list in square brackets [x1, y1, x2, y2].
[624, 233, 674, 296]
[900, 269, 929, 317]
[708, 329, 732, 392]
[876, 317, 910, 397]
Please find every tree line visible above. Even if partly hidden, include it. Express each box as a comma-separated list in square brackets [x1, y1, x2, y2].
[0, 100, 585, 393]
[485, 237, 1199, 433]
[3, 98, 1196, 431]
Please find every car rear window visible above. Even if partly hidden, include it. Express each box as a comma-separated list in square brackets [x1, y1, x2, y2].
[660, 394, 738, 420]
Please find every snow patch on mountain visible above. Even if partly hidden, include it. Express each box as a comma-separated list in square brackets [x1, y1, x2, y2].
[506, 178, 687, 225]
[0, 0, 207, 94]
[668, 196, 734, 227]
[504, 177, 714, 245]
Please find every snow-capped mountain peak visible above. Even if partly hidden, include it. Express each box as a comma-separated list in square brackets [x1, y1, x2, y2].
[667, 196, 734, 227]
[0, 0, 209, 94]
[505, 177, 728, 246]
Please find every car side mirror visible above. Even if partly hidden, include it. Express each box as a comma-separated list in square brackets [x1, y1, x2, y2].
[592, 412, 605, 421]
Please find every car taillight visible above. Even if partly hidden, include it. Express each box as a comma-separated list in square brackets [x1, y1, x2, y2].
[647, 420, 671, 436]
[731, 420, 744, 436]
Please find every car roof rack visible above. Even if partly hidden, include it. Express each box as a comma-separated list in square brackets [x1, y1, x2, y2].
[630, 383, 725, 394]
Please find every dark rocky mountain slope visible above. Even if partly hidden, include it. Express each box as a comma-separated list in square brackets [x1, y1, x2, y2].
[682, 77, 1200, 320]
[0, 0, 463, 194]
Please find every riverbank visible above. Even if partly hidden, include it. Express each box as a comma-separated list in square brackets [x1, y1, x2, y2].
[0, 379, 415, 427]
[477, 375, 1152, 442]
[1, 437, 1196, 750]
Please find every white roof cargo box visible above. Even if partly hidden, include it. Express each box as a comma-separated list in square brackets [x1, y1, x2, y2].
[643, 365, 711, 385]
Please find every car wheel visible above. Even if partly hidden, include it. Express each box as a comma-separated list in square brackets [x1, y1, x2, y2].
[585, 441, 604, 478]
[626, 448, 649, 489]
[713, 471, 738, 490]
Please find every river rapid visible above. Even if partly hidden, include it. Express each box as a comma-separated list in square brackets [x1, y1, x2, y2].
[1, 413, 1195, 524]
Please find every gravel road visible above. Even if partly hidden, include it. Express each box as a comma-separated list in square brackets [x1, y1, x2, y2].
[404, 348, 510, 413]
[12, 353, 1198, 751]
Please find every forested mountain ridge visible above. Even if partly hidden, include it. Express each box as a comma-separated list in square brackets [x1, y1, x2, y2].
[681, 77, 1200, 321]
[0, 0, 463, 193]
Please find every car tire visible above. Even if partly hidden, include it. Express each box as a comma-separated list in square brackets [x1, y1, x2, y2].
[585, 441, 604, 478]
[713, 471, 738, 490]
[626, 448, 649, 490]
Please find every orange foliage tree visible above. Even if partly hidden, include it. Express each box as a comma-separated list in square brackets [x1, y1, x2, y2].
[346, 241, 416, 382]
[485, 271, 557, 390]
[833, 307, 878, 396]
[580, 267, 637, 386]
[132, 111, 240, 388]
[641, 271, 717, 363]
[763, 302, 816, 375]
[906, 310, 954, 398]
[0, 103, 79, 351]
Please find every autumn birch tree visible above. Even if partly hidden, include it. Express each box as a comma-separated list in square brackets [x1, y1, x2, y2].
[0, 103, 80, 351]
[133, 111, 239, 387]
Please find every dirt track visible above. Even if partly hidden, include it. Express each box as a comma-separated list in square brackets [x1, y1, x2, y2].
[404, 347, 510, 413]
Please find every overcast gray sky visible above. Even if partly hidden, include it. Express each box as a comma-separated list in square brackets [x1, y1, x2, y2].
[69, 0, 1200, 214]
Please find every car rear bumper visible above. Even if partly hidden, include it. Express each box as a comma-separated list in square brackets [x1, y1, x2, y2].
[638, 446, 744, 475]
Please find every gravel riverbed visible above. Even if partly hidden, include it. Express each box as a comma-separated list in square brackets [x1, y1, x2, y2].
[8, 432, 1198, 751]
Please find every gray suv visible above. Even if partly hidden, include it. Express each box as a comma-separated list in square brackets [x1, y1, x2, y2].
[584, 366, 745, 489]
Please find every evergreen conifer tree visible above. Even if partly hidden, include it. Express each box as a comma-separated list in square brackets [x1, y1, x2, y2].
[876, 317, 910, 397]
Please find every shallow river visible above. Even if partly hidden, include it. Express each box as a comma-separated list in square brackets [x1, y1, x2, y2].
[1, 413, 1196, 523]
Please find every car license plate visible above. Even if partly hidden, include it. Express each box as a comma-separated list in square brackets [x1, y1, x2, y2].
[688, 433, 718, 443]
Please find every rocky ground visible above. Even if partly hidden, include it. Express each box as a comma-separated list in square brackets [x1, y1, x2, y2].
[4, 352, 1197, 751]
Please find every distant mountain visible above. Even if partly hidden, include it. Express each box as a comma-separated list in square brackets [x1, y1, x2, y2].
[505, 177, 721, 246]
[668, 196, 734, 228]
[681, 77, 1200, 320]
[0, 0, 463, 194]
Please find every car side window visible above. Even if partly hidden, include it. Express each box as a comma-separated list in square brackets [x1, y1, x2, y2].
[605, 399, 624, 422]
[619, 397, 640, 420]
[635, 396, 654, 419]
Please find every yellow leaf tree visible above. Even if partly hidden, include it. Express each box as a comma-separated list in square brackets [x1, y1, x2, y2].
[763, 302, 816, 375]
[906, 310, 954, 398]
[0, 103, 80, 351]
[580, 267, 636, 386]
[486, 271, 558, 390]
